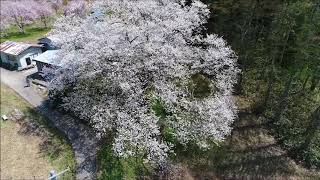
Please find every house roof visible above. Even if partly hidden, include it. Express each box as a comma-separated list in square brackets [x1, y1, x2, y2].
[33, 50, 60, 66]
[38, 36, 58, 44]
[0, 41, 42, 56]
[90, 8, 104, 19]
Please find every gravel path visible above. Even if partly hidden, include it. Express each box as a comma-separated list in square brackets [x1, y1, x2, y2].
[1, 68, 97, 180]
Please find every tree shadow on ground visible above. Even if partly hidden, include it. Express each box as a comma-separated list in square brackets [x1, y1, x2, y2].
[13, 107, 70, 165]
[26, 72, 44, 81]
[174, 112, 306, 179]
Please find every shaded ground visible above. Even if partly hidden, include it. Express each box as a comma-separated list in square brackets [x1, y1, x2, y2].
[172, 96, 320, 179]
[0, 84, 75, 179]
[1, 120, 55, 179]
[96, 96, 320, 180]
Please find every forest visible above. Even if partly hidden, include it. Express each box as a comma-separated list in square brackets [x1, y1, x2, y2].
[204, 0, 320, 170]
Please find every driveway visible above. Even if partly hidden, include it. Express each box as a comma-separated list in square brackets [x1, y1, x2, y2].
[1, 68, 43, 106]
[1, 67, 97, 180]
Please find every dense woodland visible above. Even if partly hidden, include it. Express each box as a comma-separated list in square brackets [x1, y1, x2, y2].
[203, 0, 320, 169]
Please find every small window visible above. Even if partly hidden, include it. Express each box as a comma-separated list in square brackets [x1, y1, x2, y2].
[26, 57, 31, 65]
[30, 53, 38, 58]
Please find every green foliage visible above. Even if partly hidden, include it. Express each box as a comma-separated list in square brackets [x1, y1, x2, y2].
[151, 99, 178, 144]
[263, 0, 320, 169]
[97, 143, 151, 180]
[152, 99, 167, 119]
[97, 144, 124, 180]
[205, 0, 320, 170]
[189, 73, 212, 98]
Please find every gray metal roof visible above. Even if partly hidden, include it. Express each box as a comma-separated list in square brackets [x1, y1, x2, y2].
[38, 36, 58, 44]
[90, 8, 104, 19]
[33, 50, 61, 66]
[0, 41, 42, 56]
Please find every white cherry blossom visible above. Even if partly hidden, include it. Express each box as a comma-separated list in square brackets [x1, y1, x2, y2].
[48, 0, 239, 165]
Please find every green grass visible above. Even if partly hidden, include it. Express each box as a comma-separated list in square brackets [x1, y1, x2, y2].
[152, 99, 167, 119]
[0, 19, 53, 43]
[97, 144, 124, 180]
[1, 26, 51, 43]
[0, 85, 28, 115]
[97, 142, 151, 180]
[0, 84, 75, 179]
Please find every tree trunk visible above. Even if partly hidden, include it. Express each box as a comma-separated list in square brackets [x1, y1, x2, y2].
[279, 30, 290, 65]
[303, 106, 320, 147]
[235, 0, 257, 94]
[42, 16, 48, 28]
[301, 106, 320, 167]
[19, 24, 25, 34]
[272, 73, 296, 123]
[310, 75, 319, 91]
[14, 16, 25, 34]
[259, 57, 276, 113]
[262, 68, 274, 108]
[302, 74, 310, 91]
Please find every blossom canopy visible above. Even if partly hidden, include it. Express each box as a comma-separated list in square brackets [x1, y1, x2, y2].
[49, 0, 240, 165]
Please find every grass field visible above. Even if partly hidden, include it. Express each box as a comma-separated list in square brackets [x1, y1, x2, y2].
[97, 141, 151, 180]
[0, 84, 75, 179]
[0, 20, 52, 43]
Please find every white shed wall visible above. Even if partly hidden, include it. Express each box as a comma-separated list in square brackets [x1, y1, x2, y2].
[16, 47, 42, 68]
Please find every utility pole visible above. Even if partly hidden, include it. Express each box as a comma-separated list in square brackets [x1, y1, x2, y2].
[48, 168, 70, 180]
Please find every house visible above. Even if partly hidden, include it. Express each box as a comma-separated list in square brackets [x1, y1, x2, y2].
[33, 50, 60, 75]
[38, 36, 58, 52]
[0, 41, 43, 70]
[90, 8, 104, 20]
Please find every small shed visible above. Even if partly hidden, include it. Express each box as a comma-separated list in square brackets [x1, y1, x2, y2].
[0, 41, 43, 70]
[38, 36, 58, 52]
[33, 50, 60, 73]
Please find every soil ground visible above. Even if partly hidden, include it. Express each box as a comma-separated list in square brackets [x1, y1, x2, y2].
[1, 120, 55, 179]
[0, 83, 75, 179]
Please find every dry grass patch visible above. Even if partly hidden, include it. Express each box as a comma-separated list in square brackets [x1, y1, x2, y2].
[0, 84, 75, 179]
[1, 120, 55, 179]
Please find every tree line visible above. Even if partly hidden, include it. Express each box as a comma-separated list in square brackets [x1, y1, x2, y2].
[203, 0, 320, 169]
[0, 0, 88, 34]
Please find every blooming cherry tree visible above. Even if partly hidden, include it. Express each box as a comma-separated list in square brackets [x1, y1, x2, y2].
[63, 0, 88, 16]
[0, 0, 55, 32]
[51, 0, 63, 14]
[33, 1, 54, 28]
[0, 5, 10, 33]
[1, 0, 38, 33]
[49, 0, 239, 165]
